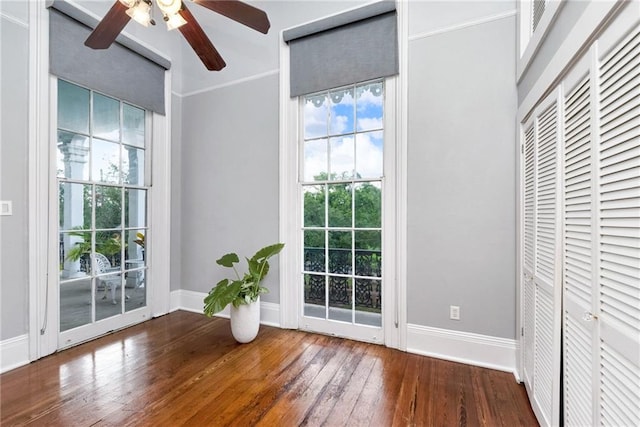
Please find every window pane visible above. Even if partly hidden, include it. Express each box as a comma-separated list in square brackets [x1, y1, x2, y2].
[329, 136, 354, 180]
[355, 279, 381, 326]
[95, 185, 122, 229]
[303, 273, 326, 318]
[304, 94, 328, 139]
[125, 229, 146, 264]
[123, 104, 145, 147]
[125, 229, 146, 312]
[123, 146, 145, 186]
[303, 139, 328, 182]
[59, 182, 92, 230]
[57, 131, 89, 180]
[60, 231, 92, 277]
[329, 88, 354, 136]
[355, 131, 383, 179]
[303, 185, 325, 227]
[125, 189, 146, 228]
[125, 271, 146, 312]
[328, 231, 351, 274]
[354, 182, 381, 228]
[356, 82, 383, 132]
[58, 80, 89, 133]
[93, 93, 120, 141]
[328, 183, 352, 228]
[355, 231, 381, 277]
[60, 278, 92, 331]
[96, 272, 123, 320]
[96, 231, 122, 269]
[304, 230, 325, 273]
[329, 276, 352, 322]
[92, 139, 121, 183]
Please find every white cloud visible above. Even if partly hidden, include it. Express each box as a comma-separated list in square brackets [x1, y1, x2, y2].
[357, 117, 383, 131]
[303, 132, 383, 181]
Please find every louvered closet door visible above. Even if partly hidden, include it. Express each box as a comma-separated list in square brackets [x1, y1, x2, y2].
[523, 124, 536, 390]
[521, 92, 562, 427]
[533, 99, 561, 427]
[597, 24, 640, 426]
[562, 71, 595, 427]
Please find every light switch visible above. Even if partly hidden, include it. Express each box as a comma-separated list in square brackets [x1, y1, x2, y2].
[0, 201, 12, 216]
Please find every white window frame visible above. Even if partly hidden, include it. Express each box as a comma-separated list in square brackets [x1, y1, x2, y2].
[278, 2, 408, 350]
[28, 1, 172, 359]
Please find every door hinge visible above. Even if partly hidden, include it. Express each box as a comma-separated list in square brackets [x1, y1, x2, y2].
[521, 144, 524, 154]
[521, 327, 524, 337]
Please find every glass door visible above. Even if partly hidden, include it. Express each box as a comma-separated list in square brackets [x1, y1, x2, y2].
[299, 81, 384, 344]
[56, 79, 150, 347]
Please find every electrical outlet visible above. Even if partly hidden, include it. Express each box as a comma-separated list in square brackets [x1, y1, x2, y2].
[0, 201, 12, 216]
[450, 305, 460, 320]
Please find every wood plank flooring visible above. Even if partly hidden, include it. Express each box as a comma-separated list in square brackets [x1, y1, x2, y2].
[1, 311, 538, 426]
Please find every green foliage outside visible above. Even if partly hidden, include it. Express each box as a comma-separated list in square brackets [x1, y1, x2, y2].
[303, 172, 382, 251]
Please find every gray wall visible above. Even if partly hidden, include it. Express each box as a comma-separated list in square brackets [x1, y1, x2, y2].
[177, 1, 519, 339]
[406, 4, 517, 338]
[1, 3, 30, 340]
[180, 75, 281, 303]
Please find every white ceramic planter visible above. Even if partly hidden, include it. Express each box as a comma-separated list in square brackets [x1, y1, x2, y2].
[229, 297, 260, 343]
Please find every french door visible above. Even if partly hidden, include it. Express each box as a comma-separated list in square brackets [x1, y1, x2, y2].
[298, 80, 391, 344]
[56, 79, 151, 348]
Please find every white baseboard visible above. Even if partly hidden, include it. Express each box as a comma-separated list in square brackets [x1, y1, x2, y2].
[407, 324, 518, 377]
[1, 334, 30, 374]
[169, 289, 281, 328]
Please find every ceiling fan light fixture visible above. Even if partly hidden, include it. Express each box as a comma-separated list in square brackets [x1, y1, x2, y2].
[126, 0, 154, 27]
[156, 0, 182, 15]
[164, 12, 187, 30]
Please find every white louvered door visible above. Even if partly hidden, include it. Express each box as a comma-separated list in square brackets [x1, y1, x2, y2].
[596, 24, 640, 426]
[522, 15, 640, 427]
[562, 68, 596, 426]
[521, 91, 562, 427]
[523, 124, 536, 391]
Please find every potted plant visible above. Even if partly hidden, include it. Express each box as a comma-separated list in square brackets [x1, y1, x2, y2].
[204, 243, 284, 343]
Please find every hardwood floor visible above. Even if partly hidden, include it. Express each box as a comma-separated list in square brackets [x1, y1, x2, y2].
[1, 311, 538, 426]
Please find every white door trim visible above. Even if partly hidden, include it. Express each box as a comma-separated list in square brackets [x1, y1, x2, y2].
[28, 0, 57, 360]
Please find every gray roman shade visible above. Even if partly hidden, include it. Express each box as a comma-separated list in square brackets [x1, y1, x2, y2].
[283, 1, 398, 97]
[49, 1, 169, 114]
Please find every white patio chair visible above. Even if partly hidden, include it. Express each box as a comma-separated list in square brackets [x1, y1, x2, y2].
[94, 253, 121, 305]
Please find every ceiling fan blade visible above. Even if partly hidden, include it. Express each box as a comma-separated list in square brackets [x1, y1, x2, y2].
[179, 5, 227, 71]
[85, 1, 131, 49]
[192, 0, 270, 34]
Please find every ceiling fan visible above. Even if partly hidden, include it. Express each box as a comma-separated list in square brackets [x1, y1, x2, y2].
[85, 0, 270, 71]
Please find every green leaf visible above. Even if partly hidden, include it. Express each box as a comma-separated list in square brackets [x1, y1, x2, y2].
[247, 257, 260, 278]
[252, 243, 285, 263]
[203, 279, 242, 316]
[216, 253, 239, 268]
